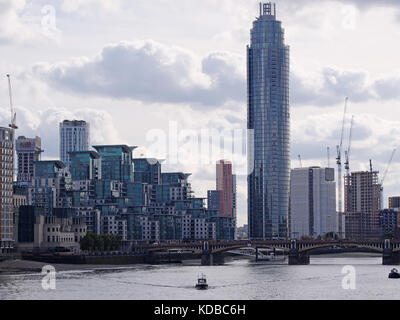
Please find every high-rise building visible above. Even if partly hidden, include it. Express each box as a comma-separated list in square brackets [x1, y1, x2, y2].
[389, 197, 400, 209]
[59, 120, 90, 167]
[216, 160, 233, 218]
[69, 151, 102, 181]
[289, 167, 337, 239]
[345, 171, 381, 239]
[0, 127, 15, 253]
[15, 136, 43, 185]
[93, 145, 136, 182]
[247, 2, 290, 239]
[28, 161, 72, 215]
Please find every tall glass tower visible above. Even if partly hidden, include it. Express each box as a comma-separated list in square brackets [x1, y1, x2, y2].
[247, 3, 290, 239]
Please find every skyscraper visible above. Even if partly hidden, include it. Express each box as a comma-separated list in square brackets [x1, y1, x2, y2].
[247, 2, 290, 239]
[216, 160, 233, 218]
[15, 136, 43, 185]
[289, 167, 337, 239]
[345, 171, 381, 239]
[0, 127, 15, 253]
[60, 120, 90, 167]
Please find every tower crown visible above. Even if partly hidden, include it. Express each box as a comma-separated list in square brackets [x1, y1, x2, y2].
[259, 2, 276, 17]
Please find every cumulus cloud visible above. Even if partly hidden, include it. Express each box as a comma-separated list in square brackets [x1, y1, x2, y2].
[292, 112, 400, 164]
[0, 105, 121, 159]
[61, 0, 123, 15]
[0, 0, 60, 45]
[33, 40, 246, 107]
[292, 67, 400, 107]
[33, 38, 400, 109]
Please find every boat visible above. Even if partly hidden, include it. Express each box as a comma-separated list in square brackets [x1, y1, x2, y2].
[195, 274, 208, 290]
[389, 268, 400, 279]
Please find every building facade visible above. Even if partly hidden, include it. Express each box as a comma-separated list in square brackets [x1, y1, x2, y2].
[216, 160, 233, 218]
[389, 197, 400, 209]
[0, 127, 15, 253]
[345, 171, 381, 239]
[59, 120, 90, 167]
[17, 206, 86, 254]
[289, 167, 337, 239]
[15, 136, 43, 185]
[379, 209, 400, 237]
[247, 2, 290, 239]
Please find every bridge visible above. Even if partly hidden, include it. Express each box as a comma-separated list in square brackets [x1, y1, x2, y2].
[133, 239, 400, 265]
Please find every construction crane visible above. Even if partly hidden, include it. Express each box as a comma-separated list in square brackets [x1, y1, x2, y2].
[373, 148, 397, 210]
[7, 74, 18, 130]
[343, 116, 354, 215]
[381, 148, 397, 189]
[344, 115, 355, 177]
[336, 97, 349, 216]
[298, 155, 302, 168]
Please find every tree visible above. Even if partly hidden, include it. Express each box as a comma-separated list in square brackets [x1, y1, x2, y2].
[80, 233, 122, 252]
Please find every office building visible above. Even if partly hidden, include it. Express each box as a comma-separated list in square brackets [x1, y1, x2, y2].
[379, 209, 400, 236]
[60, 120, 90, 167]
[247, 2, 290, 239]
[15, 136, 43, 185]
[0, 127, 15, 253]
[345, 171, 381, 239]
[389, 197, 400, 209]
[17, 206, 86, 253]
[289, 167, 337, 239]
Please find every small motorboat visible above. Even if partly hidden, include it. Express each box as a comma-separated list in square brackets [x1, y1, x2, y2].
[389, 268, 400, 279]
[195, 274, 208, 290]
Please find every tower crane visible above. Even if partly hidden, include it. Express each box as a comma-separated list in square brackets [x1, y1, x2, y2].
[344, 115, 354, 177]
[7, 74, 18, 130]
[336, 97, 348, 215]
[380, 148, 397, 190]
[344, 116, 354, 214]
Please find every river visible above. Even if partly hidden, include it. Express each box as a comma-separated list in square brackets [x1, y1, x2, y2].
[0, 253, 399, 300]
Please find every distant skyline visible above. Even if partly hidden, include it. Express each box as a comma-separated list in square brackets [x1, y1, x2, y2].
[1, 1, 400, 226]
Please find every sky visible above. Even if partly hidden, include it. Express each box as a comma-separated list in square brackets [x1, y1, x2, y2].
[1, 0, 400, 227]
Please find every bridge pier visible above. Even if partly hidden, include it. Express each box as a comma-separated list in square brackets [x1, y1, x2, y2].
[382, 239, 400, 265]
[288, 250, 310, 265]
[201, 253, 224, 266]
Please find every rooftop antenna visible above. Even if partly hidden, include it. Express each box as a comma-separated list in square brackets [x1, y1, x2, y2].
[298, 155, 302, 168]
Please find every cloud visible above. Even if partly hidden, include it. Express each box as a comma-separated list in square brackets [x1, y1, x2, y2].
[292, 112, 399, 164]
[0, 0, 60, 45]
[30, 37, 400, 109]
[292, 67, 400, 107]
[33, 40, 246, 107]
[0, 105, 121, 159]
[60, 0, 123, 15]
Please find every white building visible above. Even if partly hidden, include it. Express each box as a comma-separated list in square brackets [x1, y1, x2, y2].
[102, 215, 128, 241]
[59, 120, 90, 167]
[290, 167, 337, 239]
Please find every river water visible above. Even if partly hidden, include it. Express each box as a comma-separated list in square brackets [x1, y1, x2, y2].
[0, 253, 399, 300]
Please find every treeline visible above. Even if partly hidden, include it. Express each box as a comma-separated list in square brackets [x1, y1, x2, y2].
[80, 232, 122, 251]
